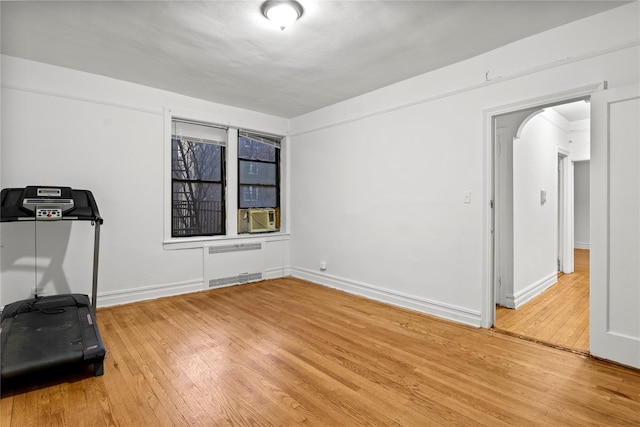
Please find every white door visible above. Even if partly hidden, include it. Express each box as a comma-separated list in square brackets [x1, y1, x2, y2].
[590, 83, 640, 368]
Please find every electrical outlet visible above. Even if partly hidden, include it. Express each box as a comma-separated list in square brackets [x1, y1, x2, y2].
[320, 261, 327, 271]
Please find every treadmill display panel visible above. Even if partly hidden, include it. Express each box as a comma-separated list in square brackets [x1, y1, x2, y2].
[20, 186, 75, 219]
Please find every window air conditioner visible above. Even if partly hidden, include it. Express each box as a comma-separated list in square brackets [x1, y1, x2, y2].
[248, 208, 276, 233]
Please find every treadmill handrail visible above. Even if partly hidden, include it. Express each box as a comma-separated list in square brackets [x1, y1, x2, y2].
[0, 186, 103, 308]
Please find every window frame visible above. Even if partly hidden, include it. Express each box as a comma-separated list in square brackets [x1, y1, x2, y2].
[163, 108, 289, 249]
[171, 119, 227, 237]
[237, 131, 282, 211]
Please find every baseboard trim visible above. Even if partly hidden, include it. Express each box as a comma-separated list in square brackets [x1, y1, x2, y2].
[264, 266, 291, 280]
[574, 242, 590, 250]
[511, 272, 558, 308]
[291, 267, 481, 327]
[98, 266, 292, 308]
[97, 279, 204, 308]
[95, 266, 481, 327]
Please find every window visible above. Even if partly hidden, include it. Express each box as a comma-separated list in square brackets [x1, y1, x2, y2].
[238, 130, 281, 232]
[166, 115, 285, 242]
[171, 119, 226, 237]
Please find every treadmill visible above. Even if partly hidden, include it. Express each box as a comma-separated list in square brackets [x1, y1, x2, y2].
[0, 186, 105, 379]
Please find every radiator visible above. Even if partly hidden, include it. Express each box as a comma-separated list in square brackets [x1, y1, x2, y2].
[204, 241, 265, 289]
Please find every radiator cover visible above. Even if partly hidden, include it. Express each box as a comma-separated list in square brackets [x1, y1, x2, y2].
[204, 242, 265, 289]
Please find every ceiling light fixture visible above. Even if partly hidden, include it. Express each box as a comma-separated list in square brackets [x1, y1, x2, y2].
[261, 0, 303, 31]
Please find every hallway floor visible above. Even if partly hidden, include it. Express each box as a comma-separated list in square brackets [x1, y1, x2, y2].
[494, 249, 590, 353]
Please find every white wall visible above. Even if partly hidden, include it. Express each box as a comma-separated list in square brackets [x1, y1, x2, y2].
[569, 119, 591, 253]
[289, 3, 639, 326]
[0, 51, 3, 297]
[512, 111, 564, 306]
[574, 161, 591, 249]
[493, 108, 540, 308]
[1, 3, 637, 326]
[0, 56, 290, 308]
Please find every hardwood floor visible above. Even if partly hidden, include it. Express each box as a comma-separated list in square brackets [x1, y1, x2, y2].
[3, 276, 639, 426]
[494, 249, 590, 353]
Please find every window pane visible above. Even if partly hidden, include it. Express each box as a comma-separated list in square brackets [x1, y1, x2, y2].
[239, 185, 277, 208]
[172, 139, 222, 182]
[238, 136, 276, 162]
[239, 160, 276, 185]
[172, 182, 224, 236]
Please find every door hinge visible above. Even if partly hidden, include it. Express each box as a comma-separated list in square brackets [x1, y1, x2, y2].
[490, 200, 494, 209]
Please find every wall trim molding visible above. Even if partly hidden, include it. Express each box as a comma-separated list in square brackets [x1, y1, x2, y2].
[265, 266, 291, 280]
[575, 242, 591, 250]
[97, 266, 292, 308]
[1, 82, 164, 116]
[291, 267, 482, 327]
[97, 279, 204, 308]
[511, 272, 558, 309]
[291, 40, 639, 137]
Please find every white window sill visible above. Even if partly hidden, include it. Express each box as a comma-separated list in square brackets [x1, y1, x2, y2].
[163, 232, 291, 250]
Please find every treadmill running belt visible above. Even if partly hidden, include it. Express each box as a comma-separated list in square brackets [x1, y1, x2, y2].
[1, 294, 105, 379]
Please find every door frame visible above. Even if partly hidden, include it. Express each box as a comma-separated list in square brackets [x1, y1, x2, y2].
[557, 149, 574, 275]
[481, 82, 604, 329]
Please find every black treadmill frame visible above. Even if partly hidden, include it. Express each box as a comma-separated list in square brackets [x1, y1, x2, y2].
[0, 186, 105, 379]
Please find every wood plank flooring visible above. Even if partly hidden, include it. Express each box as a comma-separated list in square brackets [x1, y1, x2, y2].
[3, 276, 639, 426]
[494, 249, 590, 353]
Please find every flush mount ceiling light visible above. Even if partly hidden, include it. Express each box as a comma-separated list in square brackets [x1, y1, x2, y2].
[261, 0, 303, 31]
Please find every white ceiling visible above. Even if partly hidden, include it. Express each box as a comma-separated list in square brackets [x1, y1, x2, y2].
[550, 100, 590, 122]
[0, 1, 629, 118]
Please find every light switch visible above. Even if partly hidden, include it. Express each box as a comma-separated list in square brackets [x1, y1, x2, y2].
[463, 191, 472, 204]
[540, 189, 547, 205]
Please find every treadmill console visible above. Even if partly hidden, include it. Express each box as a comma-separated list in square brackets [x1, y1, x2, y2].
[20, 186, 75, 220]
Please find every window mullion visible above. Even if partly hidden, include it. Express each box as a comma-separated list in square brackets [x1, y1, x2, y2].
[226, 128, 239, 236]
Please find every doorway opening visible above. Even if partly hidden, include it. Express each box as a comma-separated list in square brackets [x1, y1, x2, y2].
[491, 97, 591, 354]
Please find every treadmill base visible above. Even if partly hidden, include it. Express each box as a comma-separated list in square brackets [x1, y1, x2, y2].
[1, 294, 106, 380]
